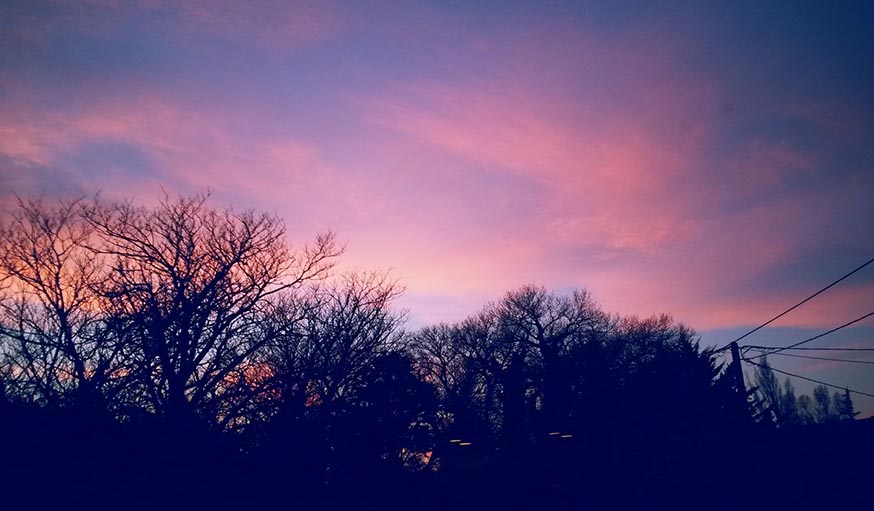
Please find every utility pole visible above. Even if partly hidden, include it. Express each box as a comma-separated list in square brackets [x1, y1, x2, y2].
[729, 342, 745, 395]
[728, 341, 755, 425]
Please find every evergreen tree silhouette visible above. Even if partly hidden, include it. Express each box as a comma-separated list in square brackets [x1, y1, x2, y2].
[838, 388, 859, 421]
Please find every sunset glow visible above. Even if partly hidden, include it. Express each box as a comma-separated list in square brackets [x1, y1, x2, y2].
[2, 1, 872, 414]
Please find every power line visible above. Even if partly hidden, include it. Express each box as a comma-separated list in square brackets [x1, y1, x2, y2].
[742, 358, 874, 399]
[744, 310, 874, 360]
[715, 256, 874, 352]
[743, 345, 874, 352]
[765, 352, 874, 365]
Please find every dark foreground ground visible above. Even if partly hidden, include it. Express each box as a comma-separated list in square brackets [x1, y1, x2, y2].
[3, 408, 871, 511]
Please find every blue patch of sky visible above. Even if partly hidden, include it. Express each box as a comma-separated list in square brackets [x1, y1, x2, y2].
[63, 141, 156, 181]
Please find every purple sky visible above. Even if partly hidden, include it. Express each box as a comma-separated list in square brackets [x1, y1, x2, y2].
[2, 1, 873, 413]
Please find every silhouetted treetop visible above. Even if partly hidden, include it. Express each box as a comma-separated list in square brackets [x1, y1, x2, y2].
[0, 191, 776, 509]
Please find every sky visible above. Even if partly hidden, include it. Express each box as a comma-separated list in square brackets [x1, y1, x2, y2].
[1, 0, 873, 414]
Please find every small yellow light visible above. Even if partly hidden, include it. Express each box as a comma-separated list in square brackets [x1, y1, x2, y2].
[548, 432, 561, 436]
[449, 439, 462, 443]
[459, 442, 472, 446]
[560, 434, 573, 438]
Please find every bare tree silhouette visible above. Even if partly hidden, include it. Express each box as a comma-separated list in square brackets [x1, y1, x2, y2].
[82, 192, 340, 424]
[0, 197, 121, 411]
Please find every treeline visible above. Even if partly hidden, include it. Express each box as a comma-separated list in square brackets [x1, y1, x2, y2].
[0, 193, 852, 508]
[753, 359, 858, 426]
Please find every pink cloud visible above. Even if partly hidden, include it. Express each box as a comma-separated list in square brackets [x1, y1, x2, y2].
[347, 27, 874, 330]
[361, 85, 700, 249]
[0, 93, 339, 208]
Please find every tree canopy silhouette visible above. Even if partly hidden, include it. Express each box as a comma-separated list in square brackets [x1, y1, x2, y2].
[3, 191, 858, 511]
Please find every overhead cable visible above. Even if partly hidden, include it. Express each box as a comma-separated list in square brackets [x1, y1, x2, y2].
[743, 345, 874, 352]
[764, 352, 874, 365]
[742, 358, 874, 399]
[715, 256, 874, 352]
[744, 311, 874, 360]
